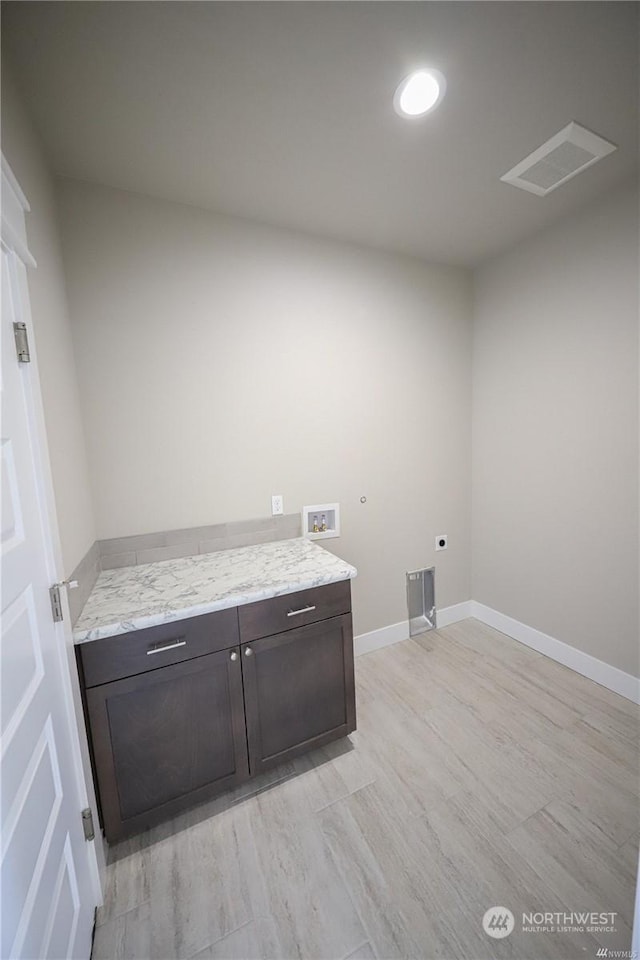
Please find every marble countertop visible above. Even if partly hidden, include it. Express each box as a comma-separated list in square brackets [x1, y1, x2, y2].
[73, 537, 357, 643]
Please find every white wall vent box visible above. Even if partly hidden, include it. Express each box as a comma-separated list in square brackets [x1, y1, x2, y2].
[302, 503, 340, 540]
[407, 566, 436, 636]
[500, 121, 617, 196]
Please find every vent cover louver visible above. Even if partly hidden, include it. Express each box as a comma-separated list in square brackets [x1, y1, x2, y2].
[500, 122, 617, 196]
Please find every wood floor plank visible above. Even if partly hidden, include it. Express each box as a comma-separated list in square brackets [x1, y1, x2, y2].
[535, 720, 639, 794]
[415, 630, 584, 732]
[92, 902, 153, 960]
[421, 702, 558, 824]
[244, 738, 376, 831]
[522, 734, 639, 847]
[319, 778, 490, 960]
[419, 793, 600, 959]
[355, 638, 458, 715]
[318, 784, 421, 960]
[570, 715, 640, 772]
[144, 801, 268, 959]
[342, 942, 376, 960]
[248, 811, 367, 960]
[356, 699, 468, 815]
[506, 802, 635, 950]
[618, 833, 639, 877]
[95, 833, 151, 928]
[189, 919, 283, 960]
[93, 619, 639, 960]
[580, 704, 640, 746]
[435, 618, 543, 667]
[523, 653, 639, 719]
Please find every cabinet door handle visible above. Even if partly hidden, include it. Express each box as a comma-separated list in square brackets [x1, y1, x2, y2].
[286, 605, 316, 617]
[146, 638, 186, 656]
[230, 651, 238, 662]
[244, 646, 253, 657]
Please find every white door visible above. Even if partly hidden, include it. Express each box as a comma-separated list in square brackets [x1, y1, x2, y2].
[1, 165, 97, 959]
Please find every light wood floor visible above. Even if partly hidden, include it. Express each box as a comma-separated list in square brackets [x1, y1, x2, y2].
[92, 619, 639, 960]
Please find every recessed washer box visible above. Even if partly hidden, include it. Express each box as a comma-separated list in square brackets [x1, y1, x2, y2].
[302, 503, 340, 540]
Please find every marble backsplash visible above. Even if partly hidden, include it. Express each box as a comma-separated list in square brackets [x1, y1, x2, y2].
[68, 513, 302, 625]
[67, 540, 101, 626]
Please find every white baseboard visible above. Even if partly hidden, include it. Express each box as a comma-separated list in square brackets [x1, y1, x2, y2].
[354, 600, 639, 704]
[471, 601, 640, 705]
[354, 620, 409, 657]
[354, 602, 471, 657]
[436, 601, 473, 627]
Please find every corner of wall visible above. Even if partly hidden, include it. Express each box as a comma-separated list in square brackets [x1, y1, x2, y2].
[1, 59, 98, 575]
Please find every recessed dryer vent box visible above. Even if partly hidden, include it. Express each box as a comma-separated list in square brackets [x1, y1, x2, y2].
[302, 503, 340, 540]
[406, 566, 436, 636]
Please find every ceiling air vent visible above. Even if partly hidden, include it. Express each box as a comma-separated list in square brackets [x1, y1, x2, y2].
[500, 122, 617, 196]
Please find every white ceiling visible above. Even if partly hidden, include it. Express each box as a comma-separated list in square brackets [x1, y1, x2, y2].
[3, 1, 638, 266]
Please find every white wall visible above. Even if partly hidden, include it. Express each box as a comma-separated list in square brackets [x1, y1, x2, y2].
[472, 180, 639, 677]
[2, 62, 107, 892]
[57, 180, 473, 636]
[1, 64, 96, 575]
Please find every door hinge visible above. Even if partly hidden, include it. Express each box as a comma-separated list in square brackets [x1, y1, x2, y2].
[49, 584, 64, 622]
[13, 322, 30, 363]
[82, 808, 95, 842]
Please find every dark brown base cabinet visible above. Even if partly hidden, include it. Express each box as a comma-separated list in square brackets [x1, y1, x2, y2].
[242, 615, 355, 775]
[77, 580, 356, 842]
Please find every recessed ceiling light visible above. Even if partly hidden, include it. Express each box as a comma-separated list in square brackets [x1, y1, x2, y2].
[393, 69, 446, 119]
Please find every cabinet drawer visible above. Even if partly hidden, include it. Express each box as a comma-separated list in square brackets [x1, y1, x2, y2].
[79, 606, 239, 687]
[238, 579, 351, 643]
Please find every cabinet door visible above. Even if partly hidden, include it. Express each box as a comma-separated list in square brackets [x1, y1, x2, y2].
[242, 614, 356, 774]
[86, 648, 248, 841]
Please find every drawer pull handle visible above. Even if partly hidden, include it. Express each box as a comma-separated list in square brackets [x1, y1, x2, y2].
[287, 605, 316, 617]
[146, 639, 186, 656]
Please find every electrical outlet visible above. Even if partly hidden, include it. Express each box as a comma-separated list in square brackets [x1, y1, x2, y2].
[271, 494, 284, 516]
[435, 534, 448, 551]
